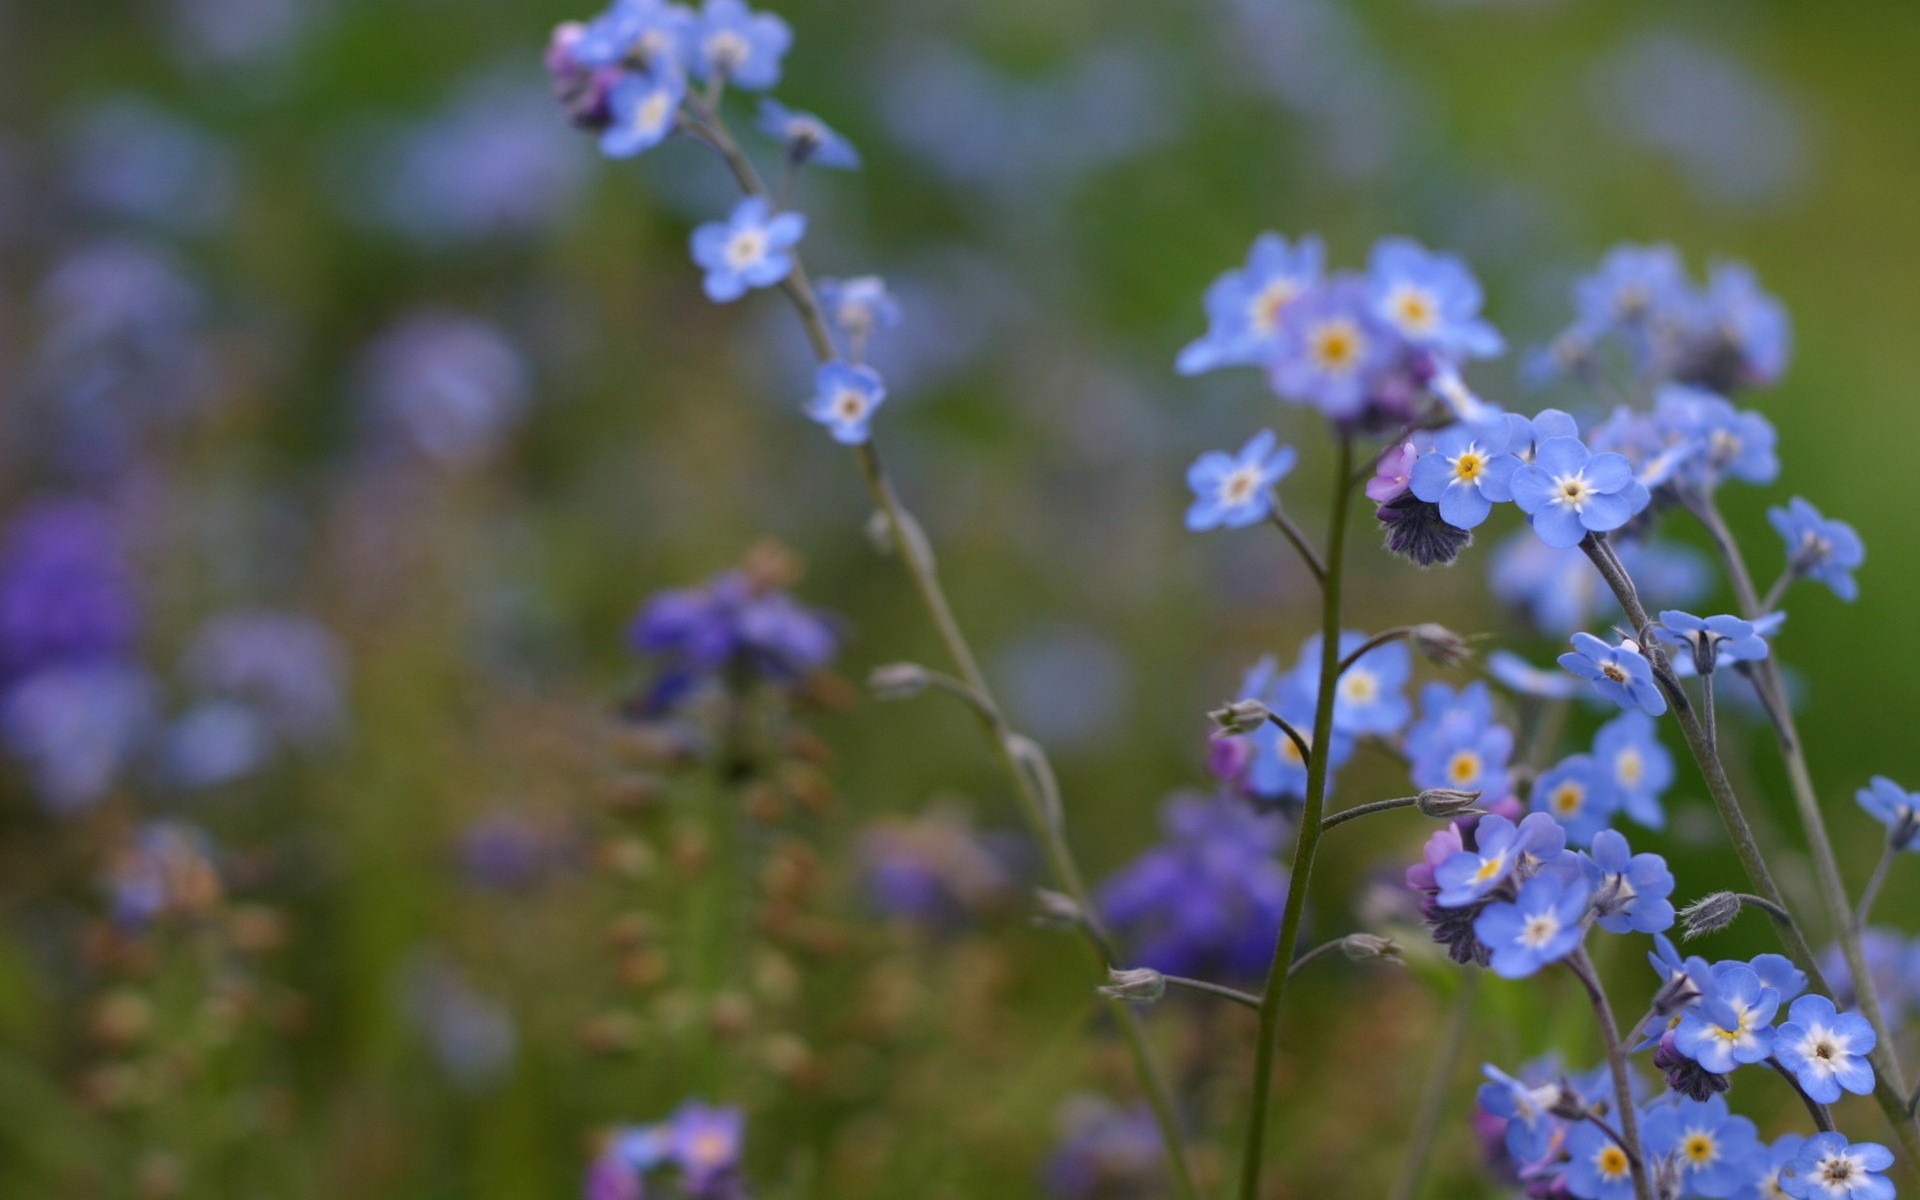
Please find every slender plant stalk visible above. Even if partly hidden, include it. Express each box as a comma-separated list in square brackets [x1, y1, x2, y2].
[1160, 974, 1263, 1010]
[1567, 948, 1654, 1200]
[1268, 508, 1327, 582]
[1858, 844, 1897, 930]
[1767, 1057, 1838, 1133]
[677, 95, 1200, 1199]
[1582, 533, 1920, 1168]
[1387, 971, 1480, 1200]
[1320, 795, 1422, 832]
[1238, 434, 1358, 1200]
[1682, 493, 1920, 1149]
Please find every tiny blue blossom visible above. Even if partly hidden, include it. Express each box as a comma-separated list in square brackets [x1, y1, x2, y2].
[1654, 609, 1771, 672]
[1775, 994, 1876, 1104]
[1184, 430, 1297, 532]
[1701, 260, 1791, 389]
[1231, 656, 1355, 804]
[1572, 243, 1692, 337]
[1674, 963, 1779, 1073]
[690, 196, 804, 302]
[1652, 384, 1779, 489]
[1366, 236, 1505, 361]
[1474, 872, 1592, 979]
[1583, 829, 1674, 934]
[804, 362, 886, 444]
[1563, 1118, 1640, 1200]
[1769, 497, 1864, 603]
[1510, 436, 1643, 548]
[1486, 649, 1580, 699]
[600, 64, 686, 157]
[1856, 776, 1920, 850]
[1752, 1135, 1808, 1200]
[1641, 1095, 1761, 1199]
[690, 0, 790, 90]
[1176, 232, 1324, 375]
[1780, 1133, 1896, 1200]
[1269, 276, 1390, 420]
[1408, 422, 1520, 530]
[757, 99, 860, 168]
[816, 276, 899, 346]
[1560, 633, 1667, 716]
[1744, 954, 1809, 1005]
[1317, 630, 1411, 736]
[1434, 812, 1568, 908]
[1403, 681, 1497, 764]
[1592, 711, 1674, 831]
[1408, 708, 1513, 800]
[573, 0, 696, 70]
[1476, 1064, 1563, 1163]
[1532, 754, 1622, 847]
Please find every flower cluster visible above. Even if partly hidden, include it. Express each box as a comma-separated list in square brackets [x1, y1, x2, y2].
[587, 1103, 746, 1200]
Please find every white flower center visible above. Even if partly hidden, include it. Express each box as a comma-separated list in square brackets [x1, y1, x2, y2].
[1388, 283, 1439, 334]
[1339, 669, 1379, 706]
[1518, 912, 1561, 948]
[704, 29, 751, 71]
[1219, 466, 1262, 506]
[1550, 472, 1592, 511]
[636, 90, 673, 136]
[1247, 279, 1300, 334]
[832, 389, 869, 423]
[725, 228, 767, 270]
[1308, 319, 1364, 374]
[1615, 748, 1643, 787]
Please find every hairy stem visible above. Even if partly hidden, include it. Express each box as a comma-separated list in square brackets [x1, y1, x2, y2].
[681, 94, 1200, 1200]
[1162, 975, 1263, 1010]
[1568, 948, 1653, 1200]
[1387, 972, 1480, 1200]
[1320, 795, 1423, 832]
[1238, 434, 1357, 1200]
[1268, 507, 1327, 583]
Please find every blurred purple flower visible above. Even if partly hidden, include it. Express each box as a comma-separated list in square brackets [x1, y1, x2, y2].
[628, 569, 837, 714]
[107, 820, 221, 926]
[401, 950, 518, 1092]
[1045, 1095, 1166, 1200]
[61, 98, 235, 234]
[356, 310, 532, 467]
[179, 609, 346, 745]
[860, 805, 1024, 929]
[0, 500, 142, 682]
[3, 663, 157, 813]
[457, 810, 580, 891]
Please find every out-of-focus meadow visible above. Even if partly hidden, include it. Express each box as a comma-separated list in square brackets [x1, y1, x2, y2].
[5, 0, 1920, 1196]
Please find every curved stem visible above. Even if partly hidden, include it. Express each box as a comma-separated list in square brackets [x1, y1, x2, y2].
[1584, 530, 1920, 1168]
[1337, 627, 1415, 677]
[1320, 795, 1422, 832]
[1238, 434, 1357, 1200]
[1268, 507, 1327, 583]
[1387, 972, 1480, 1200]
[679, 96, 1200, 1200]
[1567, 947, 1653, 1200]
[1162, 974, 1262, 1010]
[1857, 843, 1897, 932]
[1265, 711, 1313, 772]
[1767, 1057, 1837, 1133]
[1682, 493, 1920, 1160]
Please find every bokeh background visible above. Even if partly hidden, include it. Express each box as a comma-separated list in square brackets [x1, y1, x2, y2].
[3, 0, 1919, 1196]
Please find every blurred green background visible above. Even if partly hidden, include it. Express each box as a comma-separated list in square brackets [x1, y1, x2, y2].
[4, 0, 1920, 1196]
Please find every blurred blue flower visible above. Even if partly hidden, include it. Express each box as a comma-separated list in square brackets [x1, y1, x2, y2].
[1184, 429, 1297, 531]
[1366, 236, 1503, 361]
[1434, 811, 1566, 907]
[815, 276, 899, 354]
[757, 99, 859, 168]
[628, 568, 837, 713]
[1269, 276, 1391, 420]
[1097, 793, 1287, 979]
[357, 310, 531, 467]
[804, 362, 885, 444]
[667, 1101, 746, 1196]
[1582, 829, 1673, 934]
[107, 820, 220, 927]
[1855, 777, 1920, 851]
[2, 664, 156, 813]
[1591, 711, 1673, 830]
[178, 610, 347, 746]
[1653, 609, 1770, 674]
[458, 811, 580, 891]
[692, 196, 804, 302]
[1640, 1095, 1761, 1198]
[0, 499, 142, 682]
[1485, 649, 1578, 699]
[402, 951, 518, 1092]
[600, 65, 686, 158]
[1045, 1096, 1165, 1200]
[161, 699, 273, 789]
[1531, 753, 1620, 847]
[860, 805, 1022, 930]
[574, 0, 695, 70]
[62, 98, 235, 235]
[1317, 630, 1410, 736]
[1562, 1117, 1638, 1200]
[162, 0, 326, 72]
[1177, 233, 1324, 375]
[1769, 497, 1864, 603]
[1407, 684, 1513, 800]
[691, 0, 790, 90]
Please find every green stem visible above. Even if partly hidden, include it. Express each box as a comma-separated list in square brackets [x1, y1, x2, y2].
[1320, 795, 1423, 832]
[1162, 974, 1263, 1010]
[1567, 948, 1653, 1200]
[1682, 493, 1920, 1161]
[680, 96, 1201, 1200]
[1858, 844, 1897, 931]
[1238, 434, 1357, 1200]
[1387, 972, 1479, 1200]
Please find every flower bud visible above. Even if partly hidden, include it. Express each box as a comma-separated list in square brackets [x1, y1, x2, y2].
[1209, 698, 1271, 736]
[1032, 889, 1082, 930]
[1892, 809, 1920, 853]
[1410, 623, 1472, 667]
[1416, 788, 1484, 819]
[1097, 967, 1166, 1004]
[868, 663, 933, 701]
[1679, 892, 1742, 941]
[1341, 933, 1401, 963]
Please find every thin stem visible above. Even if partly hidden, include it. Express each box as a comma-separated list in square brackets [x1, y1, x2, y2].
[1567, 947, 1653, 1200]
[1684, 492, 1920, 1161]
[1320, 795, 1422, 832]
[680, 96, 1200, 1200]
[1768, 1057, 1838, 1133]
[1699, 668, 1718, 756]
[1857, 843, 1898, 931]
[1162, 975, 1262, 1011]
[1286, 937, 1351, 979]
[1265, 711, 1313, 772]
[1586, 528, 1920, 1168]
[1579, 1113, 1638, 1162]
[1267, 507, 1327, 583]
[1761, 568, 1793, 614]
[1239, 434, 1357, 1200]
[1338, 627, 1415, 677]
[1387, 972, 1479, 1200]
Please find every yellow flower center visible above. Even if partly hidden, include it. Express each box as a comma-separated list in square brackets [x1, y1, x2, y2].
[1597, 1145, 1630, 1181]
[1447, 751, 1482, 786]
[1616, 749, 1643, 787]
[1684, 1133, 1717, 1165]
[1339, 670, 1379, 705]
[1391, 285, 1438, 334]
[1453, 451, 1485, 482]
[1551, 783, 1584, 816]
[1309, 320, 1363, 372]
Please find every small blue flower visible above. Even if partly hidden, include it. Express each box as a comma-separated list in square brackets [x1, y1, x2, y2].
[1562, 1118, 1640, 1200]
[573, 0, 696, 70]
[690, 0, 790, 90]
[1532, 754, 1622, 847]
[1231, 656, 1354, 804]
[1856, 776, 1920, 851]
[1510, 436, 1643, 548]
[1751, 1135, 1808, 1200]
[690, 196, 804, 302]
[1476, 1064, 1562, 1163]
[1674, 963, 1779, 1073]
[815, 275, 899, 351]
[1434, 812, 1567, 907]
[1769, 497, 1864, 603]
[1560, 633, 1667, 716]
[1780, 1133, 1895, 1200]
[1701, 260, 1791, 390]
[1474, 872, 1592, 979]
[1654, 609, 1771, 673]
[1269, 276, 1390, 420]
[1403, 681, 1497, 764]
[1184, 430, 1297, 532]
[667, 1101, 746, 1193]
[1582, 829, 1674, 934]
[1408, 422, 1520, 530]
[1592, 711, 1674, 831]
[757, 99, 860, 168]
[1317, 631, 1411, 736]
[1775, 994, 1876, 1104]
[1641, 1095, 1761, 1199]
[1408, 707, 1513, 800]
[1366, 236, 1504, 361]
[804, 362, 885, 444]
[1176, 233, 1324, 375]
[1744, 954, 1808, 1005]
[1652, 385, 1779, 489]
[600, 64, 686, 158]
[1486, 649, 1579, 699]
[1572, 243, 1692, 337]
